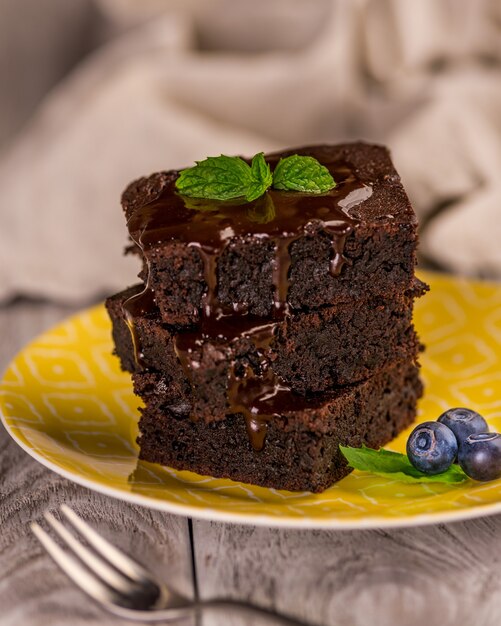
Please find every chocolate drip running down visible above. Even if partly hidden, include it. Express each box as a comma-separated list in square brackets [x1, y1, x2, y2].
[173, 314, 281, 450]
[122, 251, 154, 369]
[122, 151, 373, 450]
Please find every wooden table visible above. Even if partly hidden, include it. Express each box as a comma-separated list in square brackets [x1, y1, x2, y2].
[2, 301, 501, 626]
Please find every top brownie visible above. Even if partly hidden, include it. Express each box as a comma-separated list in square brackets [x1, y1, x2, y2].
[122, 143, 418, 326]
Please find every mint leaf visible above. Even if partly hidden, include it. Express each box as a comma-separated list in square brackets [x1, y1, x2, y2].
[273, 155, 335, 193]
[176, 155, 254, 201]
[247, 153, 273, 202]
[340, 445, 468, 484]
[247, 193, 276, 224]
[176, 152, 335, 202]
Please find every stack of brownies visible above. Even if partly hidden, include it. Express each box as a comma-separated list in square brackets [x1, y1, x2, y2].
[106, 143, 427, 492]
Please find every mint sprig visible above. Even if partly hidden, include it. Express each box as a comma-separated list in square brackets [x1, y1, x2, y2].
[175, 152, 335, 201]
[340, 445, 468, 484]
[273, 154, 335, 193]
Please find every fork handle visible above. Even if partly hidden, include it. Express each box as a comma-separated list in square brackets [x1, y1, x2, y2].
[116, 598, 314, 625]
[201, 598, 314, 626]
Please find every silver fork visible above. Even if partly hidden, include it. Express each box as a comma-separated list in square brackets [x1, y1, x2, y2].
[31, 505, 309, 625]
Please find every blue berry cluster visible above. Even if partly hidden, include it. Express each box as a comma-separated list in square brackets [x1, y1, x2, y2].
[406, 408, 501, 481]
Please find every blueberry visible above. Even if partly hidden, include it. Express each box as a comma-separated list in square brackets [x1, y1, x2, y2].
[407, 421, 458, 474]
[458, 433, 501, 481]
[437, 408, 488, 447]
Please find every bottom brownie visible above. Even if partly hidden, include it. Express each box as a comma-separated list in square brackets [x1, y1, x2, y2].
[137, 361, 423, 492]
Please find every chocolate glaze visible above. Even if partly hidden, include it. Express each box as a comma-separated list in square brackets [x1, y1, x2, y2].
[123, 257, 155, 368]
[122, 148, 373, 450]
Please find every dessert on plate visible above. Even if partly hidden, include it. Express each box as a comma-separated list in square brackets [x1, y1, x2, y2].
[106, 142, 427, 492]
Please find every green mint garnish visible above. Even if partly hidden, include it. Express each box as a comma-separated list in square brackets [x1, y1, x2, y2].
[247, 152, 273, 202]
[175, 155, 256, 201]
[175, 152, 335, 201]
[272, 154, 335, 193]
[340, 445, 468, 484]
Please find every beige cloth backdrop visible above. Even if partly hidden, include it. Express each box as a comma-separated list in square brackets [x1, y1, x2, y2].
[1, 0, 501, 303]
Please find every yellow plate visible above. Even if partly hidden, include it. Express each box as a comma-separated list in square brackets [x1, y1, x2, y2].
[3, 271, 501, 528]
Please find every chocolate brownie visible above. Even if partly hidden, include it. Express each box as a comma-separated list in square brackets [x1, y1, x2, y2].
[108, 142, 427, 492]
[121, 143, 419, 326]
[136, 361, 423, 492]
[106, 279, 424, 408]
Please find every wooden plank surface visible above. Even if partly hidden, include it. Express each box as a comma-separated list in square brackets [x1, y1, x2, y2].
[193, 517, 501, 626]
[0, 302, 194, 626]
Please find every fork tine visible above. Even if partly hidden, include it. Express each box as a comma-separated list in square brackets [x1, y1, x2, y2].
[60, 504, 152, 584]
[44, 512, 136, 595]
[31, 522, 118, 607]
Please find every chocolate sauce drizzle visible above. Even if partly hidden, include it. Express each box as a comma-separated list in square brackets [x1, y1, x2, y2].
[122, 149, 372, 450]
